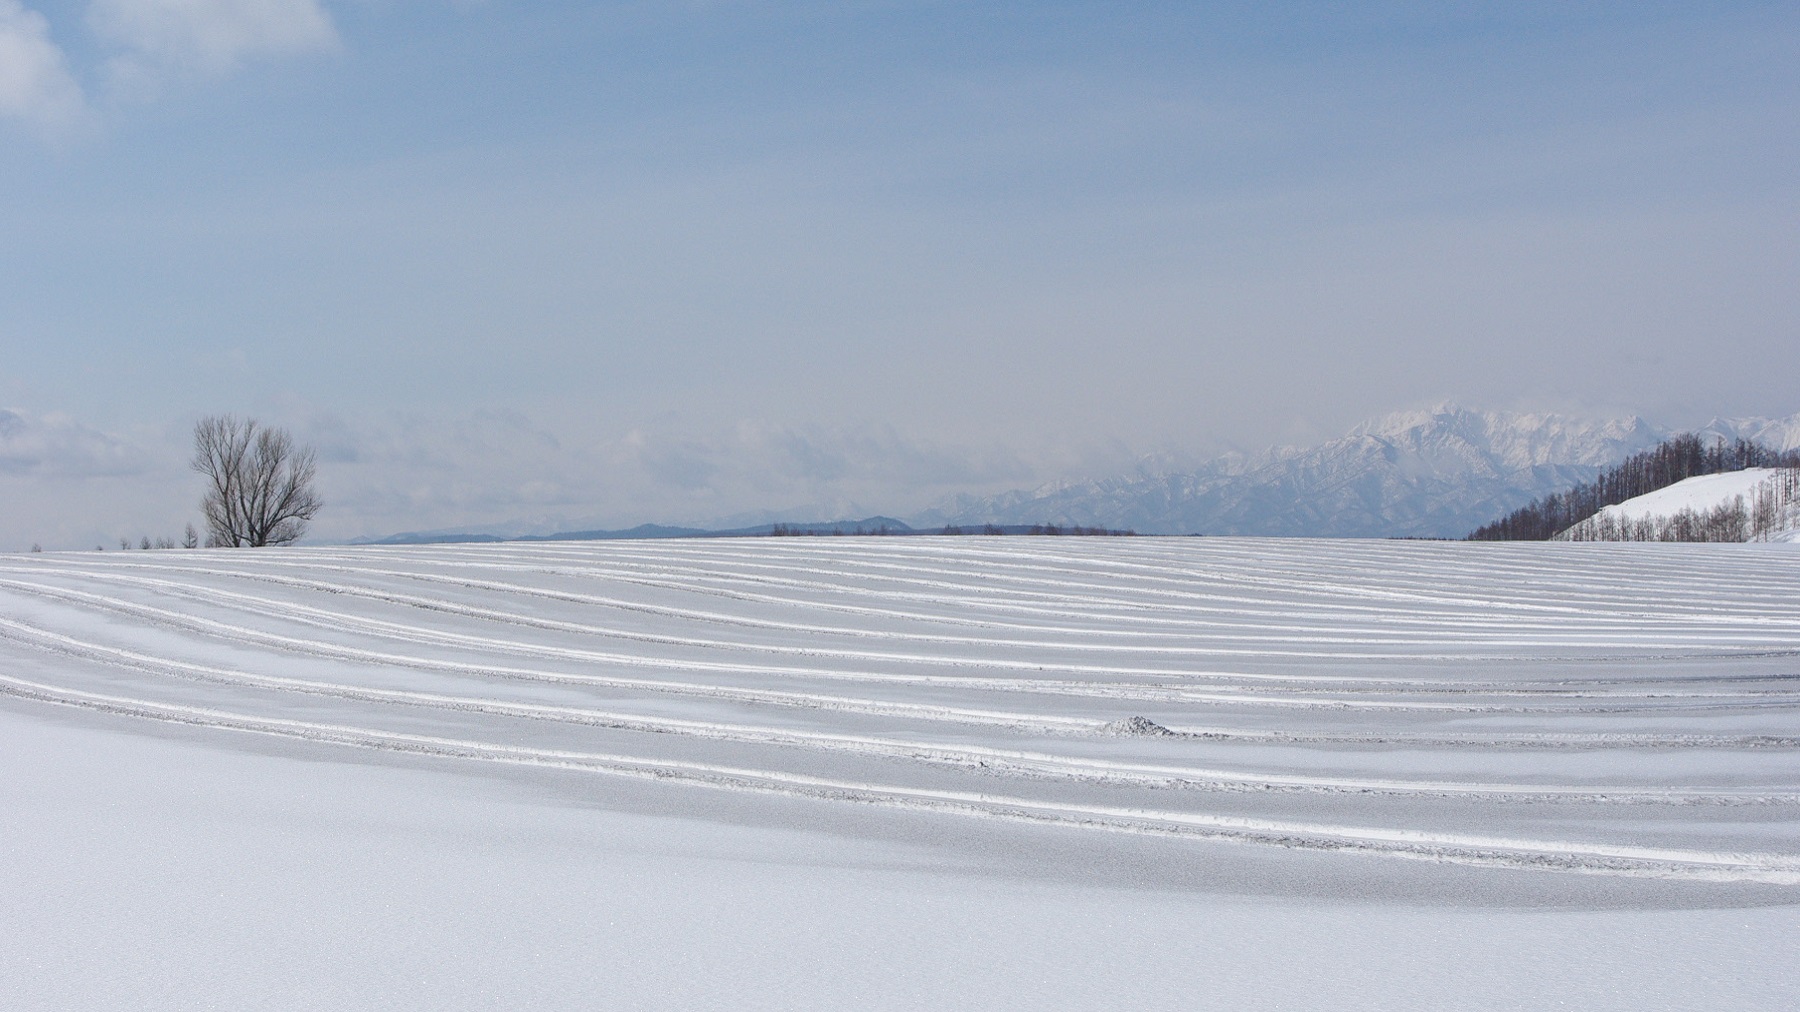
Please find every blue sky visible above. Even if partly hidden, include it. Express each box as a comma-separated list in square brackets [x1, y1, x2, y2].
[2, 2, 1796, 547]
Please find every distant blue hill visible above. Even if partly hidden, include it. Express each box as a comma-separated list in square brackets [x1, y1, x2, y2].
[356, 517, 1137, 545]
[360, 517, 920, 545]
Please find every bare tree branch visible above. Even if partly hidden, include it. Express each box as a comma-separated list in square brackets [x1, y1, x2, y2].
[191, 415, 323, 547]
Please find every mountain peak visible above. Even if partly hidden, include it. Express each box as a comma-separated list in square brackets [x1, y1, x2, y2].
[912, 405, 1692, 538]
[1349, 402, 1479, 439]
[1696, 413, 1800, 453]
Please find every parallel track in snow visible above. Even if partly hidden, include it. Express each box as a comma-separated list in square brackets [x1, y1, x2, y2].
[5, 672, 1798, 884]
[3, 537, 1798, 883]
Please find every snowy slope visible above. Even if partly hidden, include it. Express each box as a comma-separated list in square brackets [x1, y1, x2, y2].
[4, 538, 1800, 1008]
[1558, 468, 1800, 542]
[1599, 469, 1782, 521]
[4, 538, 1800, 872]
[915, 405, 1670, 537]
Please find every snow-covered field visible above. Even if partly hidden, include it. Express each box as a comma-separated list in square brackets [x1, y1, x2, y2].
[4, 537, 1799, 1008]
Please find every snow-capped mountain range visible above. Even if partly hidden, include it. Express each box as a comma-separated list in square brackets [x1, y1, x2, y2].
[910, 405, 1800, 538]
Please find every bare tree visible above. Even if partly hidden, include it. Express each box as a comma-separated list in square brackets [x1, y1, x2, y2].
[182, 523, 200, 549]
[191, 415, 323, 548]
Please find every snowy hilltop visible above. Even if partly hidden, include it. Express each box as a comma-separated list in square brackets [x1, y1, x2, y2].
[1556, 468, 1800, 543]
[912, 405, 1690, 538]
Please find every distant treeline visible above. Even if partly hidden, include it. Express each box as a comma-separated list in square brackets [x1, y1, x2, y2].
[1467, 434, 1800, 541]
[770, 522, 1135, 537]
[368, 517, 1137, 545]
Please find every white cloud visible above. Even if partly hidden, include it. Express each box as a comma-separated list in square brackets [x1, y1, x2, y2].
[89, 0, 338, 86]
[254, 409, 1047, 542]
[0, 404, 1080, 548]
[0, 408, 194, 551]
[0, 407, 150, 477]
[0, 1, 84, 128]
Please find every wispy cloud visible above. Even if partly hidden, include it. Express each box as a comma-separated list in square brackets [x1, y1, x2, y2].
[0, 1, 84, 129]
[0, 408, 148, 478]
[2, 0, 343, 133]
[258, 410, 1046, 541]
[89, 0, 338, 94]
[0, 408, 193, 550]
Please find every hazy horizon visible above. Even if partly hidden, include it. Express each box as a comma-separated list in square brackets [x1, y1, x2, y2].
[3, 3, 1796, 547]
[7, 399, 1798, 549]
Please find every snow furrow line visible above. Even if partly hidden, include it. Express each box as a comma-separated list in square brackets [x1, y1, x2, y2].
[12, 579, 1791, 713]
[4, 672, 1797, 884]
[10, 615, 1790, 800]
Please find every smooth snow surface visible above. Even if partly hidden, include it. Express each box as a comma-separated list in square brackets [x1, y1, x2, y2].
[4, 538, 1799, 1008]
[1594, 468, 1785, 522]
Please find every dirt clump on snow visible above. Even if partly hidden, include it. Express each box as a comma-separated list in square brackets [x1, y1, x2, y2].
[1101, 716, 1176, 737]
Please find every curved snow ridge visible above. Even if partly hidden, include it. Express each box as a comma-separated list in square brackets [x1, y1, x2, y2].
[29, 558, 1207, 646]
[7, 617, 1780, 803]
[0, 577, 1135, 717]
[0, 606, 1135, 735]
[9, 575, 1800, 711]
[4, 672, 1797, 884]
[54, 559, 1800, 657]
[17, 567, 1551, 668]
[344, 536, 1800, 617]
[1161, 724, 1800, 750]
[437, 540, 1800, 625]
[73, 540, 1800, 633]
[47, 556, 1381, 641]
[11, 577, 1790, 718]
[10, 561, 1506, 687]
[11, 538, 1800, 884]
[391, 552, 1800, 638]
[28, 559, 1800, 688]
[14, 576, 1800, 716]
